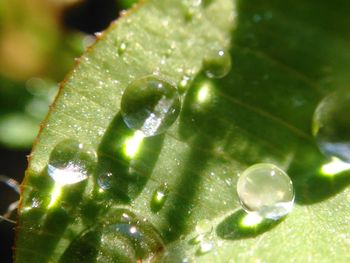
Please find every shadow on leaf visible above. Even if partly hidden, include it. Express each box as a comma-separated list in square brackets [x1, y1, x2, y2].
[95, 113, 164, 203]
[287, 142, 350, 205]
[216, 210, 283, 240]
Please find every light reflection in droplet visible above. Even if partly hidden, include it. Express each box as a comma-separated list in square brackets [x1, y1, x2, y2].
[48, 162, 88, 185]
[121, 76, 181, 137]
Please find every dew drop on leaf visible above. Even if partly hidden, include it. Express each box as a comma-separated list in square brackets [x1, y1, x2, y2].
[59, 209, 165, 263]
[203, 50, 231, 79]
[121, 76, 181, 137]
[236, 163, 294, 220]
[48, 139, 97, 185]
[118, 42, 127, 55]
[150, 183, 169, 212]
[312, 90, 350, 163]
[97, 172, 113, 190]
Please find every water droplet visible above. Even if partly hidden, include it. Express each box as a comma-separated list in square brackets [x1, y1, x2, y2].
[97, 172, 113, 190]
[48, 139, 97, 185]
[118, 42, 127, 55]
[60, 209, 164, 262]
[313, 90, 350, 163]
[150, 184, 169, 212]
[237, 163, 294, 220]
[121, 76, 181, 137]
[203, 50, 231, 79]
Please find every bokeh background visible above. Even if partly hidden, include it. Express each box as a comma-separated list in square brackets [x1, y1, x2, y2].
[0, 0, 136, 262]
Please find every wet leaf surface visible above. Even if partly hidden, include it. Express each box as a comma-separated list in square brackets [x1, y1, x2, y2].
[16, 0, 350, 262]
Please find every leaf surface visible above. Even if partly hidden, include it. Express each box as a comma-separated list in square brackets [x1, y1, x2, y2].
[16, 0, 350, 262]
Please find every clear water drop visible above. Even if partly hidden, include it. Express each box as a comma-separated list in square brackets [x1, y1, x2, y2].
[60, 209, 164, 263]
[150, 184, 169, 212]
[121, 76, 181, 137]
[203, 50, 231, 79]
[313, 90, 350, 163]
[97, 172, 113, 190]
[237, 163, 294, 220]
[48, 139, 97, 185]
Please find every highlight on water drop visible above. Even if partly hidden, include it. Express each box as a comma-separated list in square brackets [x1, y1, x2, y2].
[236, 163, 294, 220]
[203, 49, 231, 79]
[47, 139, 97, 186]
[312, 90, 350, 163]
[150, 183, 169, 212]
[121, 76, 181, 137]
[97, 172, 113, 190]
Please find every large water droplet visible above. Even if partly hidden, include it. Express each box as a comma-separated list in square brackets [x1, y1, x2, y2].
[203, 50, 231, 79]
[313, 90, 350, 163]
[59, 209, 164, 262]
[237, 163, 294, 220]
[121, 76, 181, 137]
[48, 139, 97, 185]
[150, 184, 169, 212]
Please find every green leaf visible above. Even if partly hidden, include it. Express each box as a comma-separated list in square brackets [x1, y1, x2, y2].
[16, 0, 350, 262]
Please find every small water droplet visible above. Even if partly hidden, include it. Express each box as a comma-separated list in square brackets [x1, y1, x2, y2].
[150, 184, 169, 212]
[203, 50, 231, 79]
[121, 76, 181, 137]
[48, 139, 97, 185]
[118, 42, 127, 55]
[313, 90, 350, 163]
[237, 163, 294, 220]
[97, 172, 113, 190]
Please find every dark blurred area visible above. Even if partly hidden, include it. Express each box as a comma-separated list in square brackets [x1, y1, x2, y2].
[0, 0, 137, 262]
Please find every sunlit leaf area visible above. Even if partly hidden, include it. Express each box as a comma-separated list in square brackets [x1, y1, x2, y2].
[1, 0, 350, 262]
[0, 0, 135, 262]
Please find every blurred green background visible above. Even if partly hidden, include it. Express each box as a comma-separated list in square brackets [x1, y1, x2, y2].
[0, 1, 136, 262]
